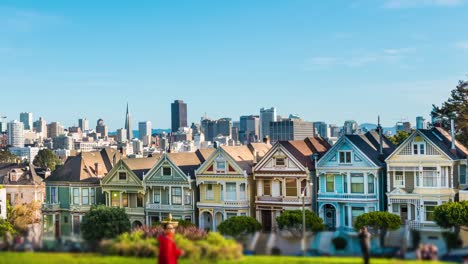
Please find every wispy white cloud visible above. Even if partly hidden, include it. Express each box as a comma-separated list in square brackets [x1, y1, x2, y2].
[454, 40, 468, 50]
[383, 0, 464, 9]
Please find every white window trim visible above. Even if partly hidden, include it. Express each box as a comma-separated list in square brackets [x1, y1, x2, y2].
[393, 171, 405, 188]
[412, 142, 426, 155]
[215, 161, 226, 173]
[338, 151, 352, 164]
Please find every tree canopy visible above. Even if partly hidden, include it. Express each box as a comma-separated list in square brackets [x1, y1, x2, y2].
[81, 205, 131, 247]
[432, 80, 468, 146]
[433, 201, 468, 229]
[386, 130, 411, 146]
[33, 149, 62, 171]
[0, 150, 18, 163]
[354, 211, 401, 247]
[276, 210, 325, 235]
[9, 201, 41, 234]
[217, 216, 261, 239]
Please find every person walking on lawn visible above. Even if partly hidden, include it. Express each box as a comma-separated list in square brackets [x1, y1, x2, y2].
[358, 226, 371, 264]
[158, 223, 184, 264]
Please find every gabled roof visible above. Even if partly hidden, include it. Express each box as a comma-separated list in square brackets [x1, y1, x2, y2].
[419, 128, 467, 159]
[124, 155, 161, 180]
[168, 152, 205, 178]
[46, 148, 121, 183]
[345, 131, 396, 166]
[221, 145, 256, 174]
[248, 143, 272, 159]
[279, 136, 331, 170]
[0, 163, 44, 186]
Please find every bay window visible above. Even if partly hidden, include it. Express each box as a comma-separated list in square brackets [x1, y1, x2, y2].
[326, 174, 334, 192]
[226, 183, 237, 201]
[351, 173, 364, 193]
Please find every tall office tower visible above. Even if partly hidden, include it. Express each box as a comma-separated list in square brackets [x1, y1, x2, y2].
[0, 114, 7, 133]
[33, 117, 47, 138]
[116, 128, 127, 143]
[171, 100, 187, 132]
[329, 124, 340, 138]
[138, 121, 152, 140]
[343, 120, 358, 135]
[416, 116, 426, 129]
[125, 103, 133, 140]
[269, 118, 314, 142]
[200, 117, 232, 142]
[7, 120, 24, 147]
[20, 112, 33, 130]
[313, 121, 328, 138]
[239, 115, 260, 144]
[78, 118, 89, 132]
[96, 118, 108, 138]
[52, 135, 73, 150]
[47, 122, 64, 138]
[260, 107, 277, 139]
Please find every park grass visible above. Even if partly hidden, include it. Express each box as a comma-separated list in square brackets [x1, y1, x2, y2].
[0, 252, 451, 264]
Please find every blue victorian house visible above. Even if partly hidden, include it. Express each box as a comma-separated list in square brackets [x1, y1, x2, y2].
[316, 129, 395, 231]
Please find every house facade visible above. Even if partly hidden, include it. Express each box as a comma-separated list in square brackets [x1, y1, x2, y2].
[196, 144, 270, 231]
[101, 156, 160, 227]
[0, 186, 6, 219]
[253, 137, 330, 231]
[316, 130, 395, 231]
[386, 128, 467, 247]
[42, 148, 119, 248]
[143, 150, 212, 226]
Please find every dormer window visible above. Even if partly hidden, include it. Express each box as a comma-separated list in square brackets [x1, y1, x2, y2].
[275, 157, 285, 166]
[216, 161, 226, 173]
[119, 172, 126, 180]
[339, 151, 351, 164]
[162, 167, 172, 176]
[413, 142, 425, 155]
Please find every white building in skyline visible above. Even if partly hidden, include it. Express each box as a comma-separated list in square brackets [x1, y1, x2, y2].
[7, 120, 24, 148]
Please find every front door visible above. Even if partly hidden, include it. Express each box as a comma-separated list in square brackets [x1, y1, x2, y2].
[400, 204, 408, 223]
[324, 204, 336, 230]
[54, 217, 60, 240]
[261, 210, 272, 232]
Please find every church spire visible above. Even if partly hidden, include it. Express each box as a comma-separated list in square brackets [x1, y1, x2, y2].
[125, 103, 133, 140]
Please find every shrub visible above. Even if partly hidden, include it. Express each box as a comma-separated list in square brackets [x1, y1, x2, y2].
[109, 230, 158, 257]
[217, 216, 261, 239]
[332, 237, 347, 250]
[276, 210, 325, 235]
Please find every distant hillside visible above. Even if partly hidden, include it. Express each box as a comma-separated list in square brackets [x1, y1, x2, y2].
[109, 129, 171, 138]
[360, 123, 396, 135]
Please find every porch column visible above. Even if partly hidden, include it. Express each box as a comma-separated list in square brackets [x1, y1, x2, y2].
[146, 215, 149, 226]
[282, 178, 286, 197]
[336, 204, 340, 228]
[169, 186, 172, 205]
[347, 172, 351, 193]
[119, 191, 123, 208]
[408, 203, 411, 221]
[450, 166, 454, 188]
[236, 183, 240, 201]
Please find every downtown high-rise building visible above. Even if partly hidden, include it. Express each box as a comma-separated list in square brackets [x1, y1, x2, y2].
[7, 120, 25, 147]
[116, 128, 127, 143]
[20, 112, 33, 131]
[139, 121, 152, 146]
[260, 107, 277, 140]
[343, 120, 358, 135]
[239, 115, 260, 144]
[78, 118, 90, 132]
[125, 103, 133, 140]
[200, 117, 232, 142]
[313, 121, 328, 138]
[33, 117, 47, 138]
[47, 122, 65, 139]
[269, 118, 314, 142]
[96, 119, 108, 138]
[171, 100, 187, 132]
[416, 116, 426, 129]
[0, 114, 7, 133]
[328, 124, 340, 138]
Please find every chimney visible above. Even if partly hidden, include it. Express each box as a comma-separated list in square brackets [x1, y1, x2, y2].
[213, 141, 218, 149]
[94, 162, 100, 176]
[377, 116, 383, 155]
[263, 136, 270, 145]
[450, 118, 456, 154]
[254, 151, 259, 164]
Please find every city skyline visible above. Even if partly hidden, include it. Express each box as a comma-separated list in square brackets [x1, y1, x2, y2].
[1, 1, 467, 129]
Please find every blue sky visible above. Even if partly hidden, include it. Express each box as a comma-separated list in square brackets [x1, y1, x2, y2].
[1, 0, 467, 130]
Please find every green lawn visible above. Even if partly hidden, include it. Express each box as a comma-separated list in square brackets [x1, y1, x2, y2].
[0, 252, 450, 264]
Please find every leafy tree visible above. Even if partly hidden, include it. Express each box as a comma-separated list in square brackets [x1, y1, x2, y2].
[9, 201, 41, 234]
[33, 149, 62, 171]
[217, 216, 261, 239]
[354, 211, 401, 247]
[386, 130, 411, 146]
[432, 80, 468, 146]
[81, 205, 131, 247]
[0, 218, 16, 237]
[433, 201, 468, 251]
[276, 210, 325, 236]
[0, 150, 18, 163]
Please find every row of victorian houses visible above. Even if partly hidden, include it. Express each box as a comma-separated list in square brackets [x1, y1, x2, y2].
[39, 126, 467, 249]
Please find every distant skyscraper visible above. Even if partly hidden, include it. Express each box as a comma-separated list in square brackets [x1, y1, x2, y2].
[96, 118, 108, 138]
[171, 100, 187, 132]
[260, 107, 277, 140]
[329, 124, 340, 138]
[116, 128, 127, 143]
[239, 115, 260, 144]
[7, 120, 24, 147]
[20, 112, 33, 130]
[416, 116, 426, 129]
[313, 121, 328, 138]
[269, 118, 314, 142]
[139, 121, 152, 140]
[79, 118, 89, 132]
[200, 117, 232, 142]
[33, 117, 47, 138]
[343, 120, 358, 135]
[47, 122, 64, 138]
[125, 103, 133, 140]
[396, 121, 412, 133]
[0, 114, 7, 133]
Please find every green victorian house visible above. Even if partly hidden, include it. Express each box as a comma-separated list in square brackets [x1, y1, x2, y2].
[143, 150, 213, 226]
[42, 148, 120, 248]
[100, 155, 161, 227]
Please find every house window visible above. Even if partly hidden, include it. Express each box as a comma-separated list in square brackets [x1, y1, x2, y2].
[171, 188, 182, 205]
[90, 188, 95, 204]
[301, 180, 307, 196]
[137, 193, 144, 207]
[122, 193, 128, 207]
[422, 167, 437, 187]
[184, 189, 191, 205]
[460, 165, 467, 184]
[351, 207, 365, 225]
[226, 183, 237, 201]
[206, 184, 214, 200]
[263, 180, 271, 196]
[344, 206, 349, 226]
[275, 157, 285, 166]
[216, 161, 226, 173]
[286, 179, 297, 196]
[368, 175, 375, 194]
[111, 191, 120, 207]
[73, 215, 80, 235]
[394, 171, 404, 187]
[240, 183, 246, 200]
[119, 172, 126, 180]
[339, 151, 352, 164]
[73, 188, 80, 205]
[163, 167, 171, 176]
[424, 201, 437, 221]
[184, 216, 192, 222]
[64, 216, 68, 223]
[226, 213, 237, 219]
[351, 173, 364, 193]
[82, 188, 89, 205]
[153, 192, 161, 204]
[326, 174, 334, 192]
[343, 175, 348, 193]
[50, 187, 58, 203]
[413, 143, 425, 155]
[392, 204, 399, 213]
